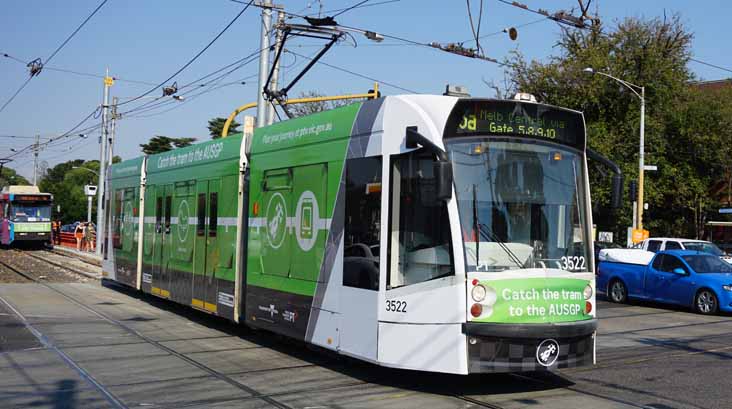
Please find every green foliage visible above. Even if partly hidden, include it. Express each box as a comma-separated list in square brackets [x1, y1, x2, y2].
[140, 135, 196, 155]
[208, 117, 240, 139]
[39, 160, 99, 223]
[500, 14, 729, 241]
[0, 166, 30, 186]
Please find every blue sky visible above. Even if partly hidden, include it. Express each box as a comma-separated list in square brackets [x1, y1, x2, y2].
[1, 0, 730, 179]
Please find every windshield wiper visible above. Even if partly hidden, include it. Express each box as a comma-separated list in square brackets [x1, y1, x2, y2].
[471, 184, 523, 269]
[476, 222, 524, 269]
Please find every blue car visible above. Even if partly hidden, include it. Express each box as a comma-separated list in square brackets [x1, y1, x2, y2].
[598, 250, 732, 314]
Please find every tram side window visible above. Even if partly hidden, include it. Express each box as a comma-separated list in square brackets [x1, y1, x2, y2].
[113, 191, 123, 249]
[164, 196, 172, 234]
[388, 151, 454, 289]
[343, 157, 382, 291]
[155, 197, 163, 233]
[197, 193, 206, 236]
[209, 193, 218, 237]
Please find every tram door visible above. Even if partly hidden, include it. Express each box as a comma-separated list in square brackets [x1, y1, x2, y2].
[339, 157, 382, 361]
[192, 180, 220, 313]
[152, 185, 173, 298]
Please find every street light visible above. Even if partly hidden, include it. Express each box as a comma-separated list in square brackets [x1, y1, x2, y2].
[583, 67, 646, 233]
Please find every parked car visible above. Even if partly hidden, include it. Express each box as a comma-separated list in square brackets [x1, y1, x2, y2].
[60, 221, 96, 233]
[594, 241, 622, 264]
[598, 250, 732, 314]
[638, 237, 732, 264]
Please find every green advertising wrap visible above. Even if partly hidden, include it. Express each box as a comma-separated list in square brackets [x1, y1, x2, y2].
[475, 277, 592, 324]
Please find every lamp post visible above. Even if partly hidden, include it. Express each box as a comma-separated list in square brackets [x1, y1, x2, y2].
[583, 67, 646, 232]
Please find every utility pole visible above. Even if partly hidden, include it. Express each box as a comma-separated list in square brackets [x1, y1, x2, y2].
[108, 97, 118, 168]
[256, 0, 273, 128]
[267, 9, 286, 125]
[32, 134, 40, 186]
[636, 86, 646, 231]
[96, 71, 113, 256]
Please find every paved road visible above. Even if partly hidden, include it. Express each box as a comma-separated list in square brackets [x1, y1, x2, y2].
[0, 280, 729, 408]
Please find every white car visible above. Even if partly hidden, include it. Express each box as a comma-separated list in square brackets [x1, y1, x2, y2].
[639, 238, 732, 264]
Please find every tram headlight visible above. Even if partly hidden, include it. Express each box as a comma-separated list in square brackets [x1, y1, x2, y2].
[471, 284, 487, 302]
[583, 284, 593, 300]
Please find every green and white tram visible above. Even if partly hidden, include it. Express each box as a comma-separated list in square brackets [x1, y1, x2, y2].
[104, 93, 614, 374]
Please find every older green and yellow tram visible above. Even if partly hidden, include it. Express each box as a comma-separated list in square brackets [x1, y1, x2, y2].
[104, 94, 619, 374]
[1, 185, 53, 246]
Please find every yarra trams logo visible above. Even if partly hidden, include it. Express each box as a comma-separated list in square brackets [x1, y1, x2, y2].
[536, 339, 560, 367]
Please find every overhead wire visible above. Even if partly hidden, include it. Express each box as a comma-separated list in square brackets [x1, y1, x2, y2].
[0, 0, 110, 115]
[116, 0, 255, 107]
[286, 50, 419, 93]
[495, 0, 732, 76]
[331, 0, 371, 18]
[3, 52, 158, 86]
[45, 0, 109, 66]
[121, 49, 262, 117]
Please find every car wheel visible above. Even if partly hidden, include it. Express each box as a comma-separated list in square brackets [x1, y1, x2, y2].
[695, 289, 718, 315]
[609, 280, 627, 303]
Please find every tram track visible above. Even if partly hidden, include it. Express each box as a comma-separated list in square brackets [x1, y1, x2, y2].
[0, 250, 675, 409]
[0, 251, 519, 408]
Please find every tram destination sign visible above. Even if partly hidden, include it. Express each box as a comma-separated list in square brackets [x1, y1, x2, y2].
[447, 100, 585, 149]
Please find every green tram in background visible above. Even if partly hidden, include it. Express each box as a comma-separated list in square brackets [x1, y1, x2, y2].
[1, 185, 53, 246]
[103, 94, 622, 374]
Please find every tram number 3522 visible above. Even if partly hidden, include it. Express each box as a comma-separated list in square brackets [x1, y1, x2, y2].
[385, 299, 407, 313]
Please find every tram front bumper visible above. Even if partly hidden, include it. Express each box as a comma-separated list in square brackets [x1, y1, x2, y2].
[462, 319, 597, 373]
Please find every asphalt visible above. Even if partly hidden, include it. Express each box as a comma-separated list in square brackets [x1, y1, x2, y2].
[0, 279, 729, 409]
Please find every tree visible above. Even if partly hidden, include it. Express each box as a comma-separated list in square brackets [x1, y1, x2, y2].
[39, 160, 100, 223]
[208, 117, 240, 139]
[498, 14, 714, 240]
[289, 91, 356, 118]
[0, 166, 30, 186]
[140, 136, 196, 155]
[112, 155, 122, 164]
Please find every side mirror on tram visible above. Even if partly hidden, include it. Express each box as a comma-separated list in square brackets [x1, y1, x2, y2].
[435, 161, 453, 201]
[406, 126, 453, 201]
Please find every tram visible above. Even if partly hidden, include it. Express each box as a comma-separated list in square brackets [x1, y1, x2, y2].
[103, 94, 621, 374]
[0, 185, 53, 246]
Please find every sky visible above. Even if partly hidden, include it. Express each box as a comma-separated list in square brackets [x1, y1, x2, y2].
[1, 0, 730, 180]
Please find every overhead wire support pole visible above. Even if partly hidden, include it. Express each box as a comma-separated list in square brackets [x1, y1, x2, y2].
[267, 9, 287, 125]
[33, 134, 40, 186]
[108, 97, 118, 168]
[255, 0, 275, 128]
[96, 72, 113, 256]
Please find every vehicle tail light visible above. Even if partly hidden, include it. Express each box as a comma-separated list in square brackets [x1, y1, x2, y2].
[585, 301, 593, 314]
[470, 303, 483, 317]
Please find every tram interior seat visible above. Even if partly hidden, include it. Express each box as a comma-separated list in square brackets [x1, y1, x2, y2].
[343, 243, 379, 290]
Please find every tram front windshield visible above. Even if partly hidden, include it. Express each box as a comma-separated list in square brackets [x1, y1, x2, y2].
[448, 138, 590, 273]
[10, 203, 52, 222]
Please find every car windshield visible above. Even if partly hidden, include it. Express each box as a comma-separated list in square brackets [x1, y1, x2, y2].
[682, 254, 732, 273]
[448, 138, 590, 273]
[683, 242, 724, 256]
[11, 204, 52, 221]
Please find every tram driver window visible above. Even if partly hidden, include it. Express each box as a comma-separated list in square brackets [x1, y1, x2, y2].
[343, 157, 382, 290]
[388, 151, 453, 289]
